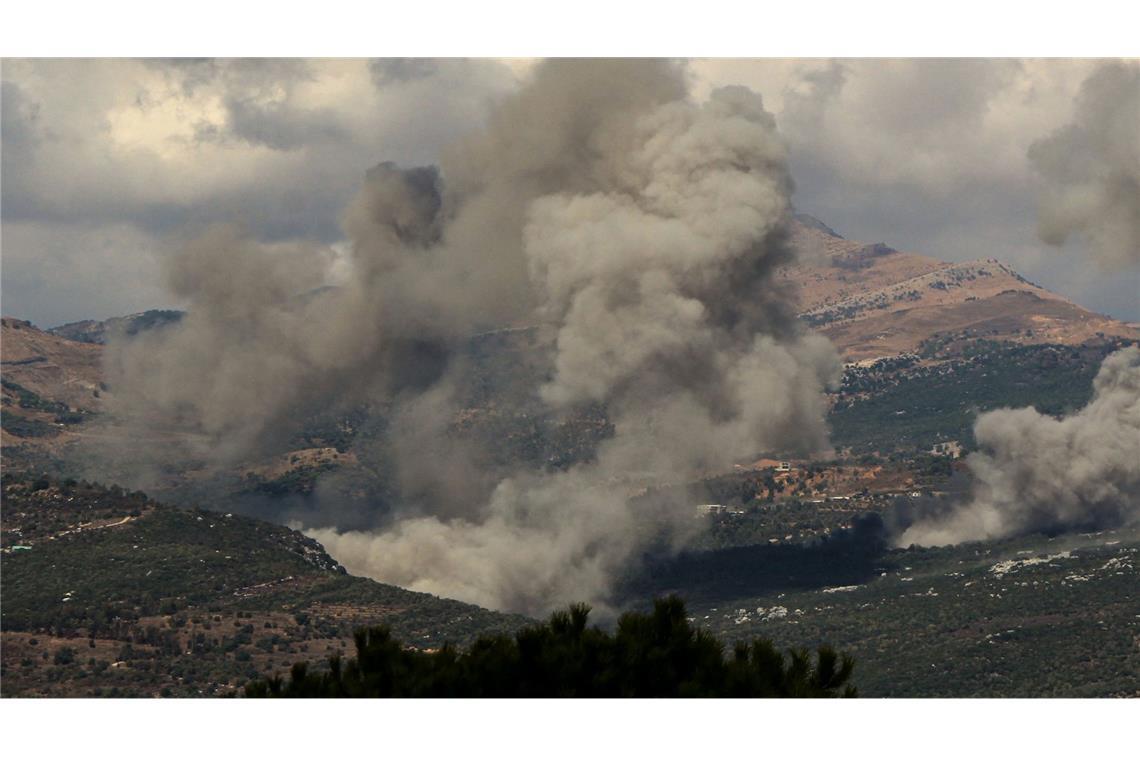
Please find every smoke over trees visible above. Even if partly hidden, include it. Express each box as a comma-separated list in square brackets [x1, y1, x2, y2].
[898, 346, 1140, 546]
[96, 59, 840, 614]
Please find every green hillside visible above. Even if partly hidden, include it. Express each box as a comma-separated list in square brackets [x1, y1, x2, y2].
[828, 338, 1134, 455]
[0, 475, 529, 697]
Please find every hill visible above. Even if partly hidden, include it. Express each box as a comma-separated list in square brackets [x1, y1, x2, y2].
[0, 475, 529, 697]
[1, 318, 106, 456]
[1, 317, 105, 414]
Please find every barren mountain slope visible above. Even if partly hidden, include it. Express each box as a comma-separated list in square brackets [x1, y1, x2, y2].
[1, 318, 105, 412]
[784, 218, 1139, 361]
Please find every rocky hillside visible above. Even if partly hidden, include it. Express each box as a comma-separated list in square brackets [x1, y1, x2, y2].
[784, 217, 1139, 361]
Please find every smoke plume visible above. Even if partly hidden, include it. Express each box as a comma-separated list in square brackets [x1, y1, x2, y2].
[898, 346, 1140, 546]
[1028, 61, 1140, 268]
[899, 62, 1140, 548]
[97, 59, 840, 614]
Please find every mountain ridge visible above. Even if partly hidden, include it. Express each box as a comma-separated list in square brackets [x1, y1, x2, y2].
[783, 219, 1138, 361]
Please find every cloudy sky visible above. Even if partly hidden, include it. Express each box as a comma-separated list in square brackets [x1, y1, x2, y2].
[2, 57, 1137, 327]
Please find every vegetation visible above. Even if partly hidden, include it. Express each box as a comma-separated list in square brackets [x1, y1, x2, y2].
[0, 413, 59, 438]
[5, 320, 1136, 698]
[829, 339, 1133, 455]
[631, 524, 1140, 697]
[0, 475, 529, 697]
[2, 378, 71, 414]
[1, 378, 96, 435]
[246, 596, 856, 698]
[3, 475, 860, 698]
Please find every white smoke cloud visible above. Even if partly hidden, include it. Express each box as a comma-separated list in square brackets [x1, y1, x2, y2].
[898, 346, 1140, 547]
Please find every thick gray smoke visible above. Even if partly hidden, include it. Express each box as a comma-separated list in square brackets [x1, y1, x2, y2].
[1028, 61, 1140, 268]
[99, 59, 840, 613]
[898, 347, 1140, 546]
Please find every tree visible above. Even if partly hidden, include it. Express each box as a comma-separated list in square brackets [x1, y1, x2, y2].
[245, 596, 856, 698]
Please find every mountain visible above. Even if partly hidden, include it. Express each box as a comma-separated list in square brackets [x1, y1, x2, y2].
[784, 219, 1139, 362]
[7, 214, 1133, 409]
[5, 214, 1136, 486]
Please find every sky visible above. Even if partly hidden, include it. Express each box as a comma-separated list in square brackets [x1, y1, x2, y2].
[2, 57, 1138, 327]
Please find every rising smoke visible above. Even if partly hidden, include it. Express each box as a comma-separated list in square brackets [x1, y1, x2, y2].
[896, 62, 1140, 547]
[898, 346, 1140, 546]
[98, 59, 841, 614]
[1028, 61, 1140, 268]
